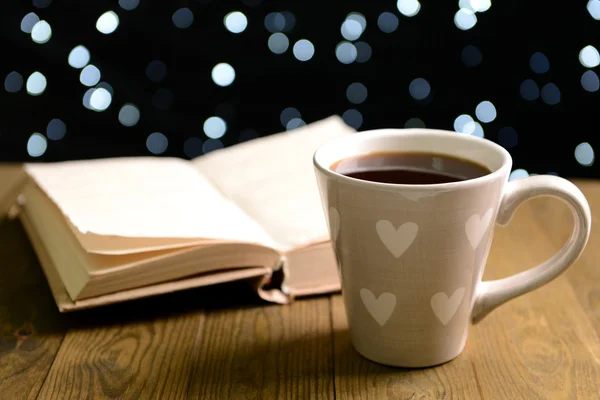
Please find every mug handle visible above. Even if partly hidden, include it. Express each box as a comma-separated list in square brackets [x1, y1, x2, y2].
[471, 175, 592, 324]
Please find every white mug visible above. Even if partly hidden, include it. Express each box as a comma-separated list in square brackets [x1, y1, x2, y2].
[314, 128, 591, 368]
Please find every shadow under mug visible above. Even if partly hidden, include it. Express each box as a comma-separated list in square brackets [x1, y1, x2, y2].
[313, 128, 591, 368]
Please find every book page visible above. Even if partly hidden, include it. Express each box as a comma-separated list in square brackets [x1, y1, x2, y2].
[24, 157, 276, 253]
[193, 116, 354, 252]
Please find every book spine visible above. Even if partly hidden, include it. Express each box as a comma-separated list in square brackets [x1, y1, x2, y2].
[251, 255, 294, 305]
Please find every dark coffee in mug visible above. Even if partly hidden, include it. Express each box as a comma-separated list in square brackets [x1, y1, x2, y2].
[331, 152, 491, 184]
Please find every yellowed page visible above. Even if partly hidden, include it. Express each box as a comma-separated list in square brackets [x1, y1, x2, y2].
[193, 116, 355, 252]
[24, 157, 276, 254]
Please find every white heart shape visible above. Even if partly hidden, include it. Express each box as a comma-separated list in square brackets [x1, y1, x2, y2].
[376, 220, 419, 258]
[360, 288, 396, 327]
[400, 191, 440, 202]
[329, 207, 340, 240]
[465, 208, 493, 249]
[430, 287, 466, 326]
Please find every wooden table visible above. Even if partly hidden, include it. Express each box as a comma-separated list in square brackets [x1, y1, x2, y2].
[1, 180, 599, 399]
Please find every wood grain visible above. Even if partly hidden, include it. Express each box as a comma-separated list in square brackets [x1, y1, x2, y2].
[0, 219, 68, 400]
[331, 295, 482, 399]
[468, 199, 600, 399]
[188, 297, 333, 400]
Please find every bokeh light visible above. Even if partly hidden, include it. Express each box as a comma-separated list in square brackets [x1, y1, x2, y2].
[21, 13, 39, 34]
[46, 119, 66, 140]
[146, 132, 168, 154]
[342, 109, 363, 129]
[341, 19, 363, 41]
[280, 107, 301, 127]
[203, 116, 227, 139]
[475, 100, 496, 123]
[96, 11, 119, 34]
[397, 0, 421, 17]
[541, 83, 561, 105]
[31, 20, 52, 44]
[212, 63, 235, 86]
[264, 12, 285, 33]
[579, 45, 600, 68]
[408, 78, 430, 100]
[33, 0, 52, 8]
[520, 79, 540, 101]
[172, 8, 194, 29]
[80, 65, 101, 87]
[293, 39, 315, 61]
[286, 118, 306, 131]
[336, 42, 357, 64]
[268, 33, 289, 54]
[27, 133, 47, 157]
[354, 42, 372, 63]
[462, 45, 482, 67]
[184, 137, 203, 158]
[405, 118, 425, 128]
[454, 9, 477, 30]
[68, 45, 91, 69]
[454, 114, 475, 134]
[118, 104, 140, 127]
[575, 142, 595, 166]
[509, 168, 529, 181]
[529, 52, 550, 74]
[346, 83, 368, 104]
[146, 60, 167, 82]
[346, 13, 367, 31]
[26, 72, 47, 96]
[224, 11, 248, 34]
[119, 0, 139, 11]
[582, 70, 600, 92]
[90, 88, 112, 111]
[377, 12, 399, 33]
[203, 139, 224, 153]
[4, 72, 23, 93]
[588, 0, 600, 20]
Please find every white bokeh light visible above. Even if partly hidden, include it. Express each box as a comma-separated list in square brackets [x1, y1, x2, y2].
[293, 39, 315, 61]
[68, 45, 90, 69]
[31, 20, 52, 44]
[454, 9, 477, 30]
[203, 116, 227, 139]
[397, 0, 421, 17]
[408, 78, 430, 100]
[80, 65, 101, 87]
[454, 114, 475, 134]
[509, 169, 529, 181]
[582, 70, 600, 92]
[268, 33, 289, 54]
[346, 13, 366, 31]
[336, 42, 357, 64]
[475, 100, 496, 123]
[588, 0, 600, 20]
[21, 12, 40, 33]
[224, 11, 248, 34]
[27, 133, 47, 157]
[26, 71, 47, 96]
[90, 88, 112, 111]
[118, 104, 140, 126]
[341, 19, 363, 41]
[96, 11, 119, 34]
[286, 118, 306, 131]
[470, 0, 492, 12]
[579, 45, 600, 68]
[211, 63, 235, 87]
[575, 142, 595, 166]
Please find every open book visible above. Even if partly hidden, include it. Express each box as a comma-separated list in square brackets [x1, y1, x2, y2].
[5, 116, 353, 311]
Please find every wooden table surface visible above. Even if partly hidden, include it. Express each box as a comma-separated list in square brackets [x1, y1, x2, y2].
[1, 179, 600, 399]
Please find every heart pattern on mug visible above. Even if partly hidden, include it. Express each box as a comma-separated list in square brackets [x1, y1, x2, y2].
[465, 208, 493, 249]
[376, 220, 419, 258]
[329, 207, 340, 240]
[360, 288, 397, 327]
[430, 287, 466, 325]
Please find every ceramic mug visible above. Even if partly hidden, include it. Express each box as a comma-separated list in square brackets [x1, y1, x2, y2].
[313, 128, 591, 368]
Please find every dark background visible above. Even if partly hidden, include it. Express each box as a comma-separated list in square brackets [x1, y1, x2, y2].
[0, 0, 598, 179]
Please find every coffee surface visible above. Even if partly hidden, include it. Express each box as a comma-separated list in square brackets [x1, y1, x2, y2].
[331, 152, 490, 184]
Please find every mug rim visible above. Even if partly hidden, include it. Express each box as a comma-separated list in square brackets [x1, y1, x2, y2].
[313, 128, 513, 191]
